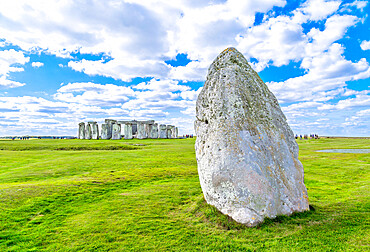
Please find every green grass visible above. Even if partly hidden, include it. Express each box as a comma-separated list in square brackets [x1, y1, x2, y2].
[0, 137, 369, 251]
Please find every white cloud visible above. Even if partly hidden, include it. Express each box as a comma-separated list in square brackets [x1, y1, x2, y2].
[360, 40, 370, 50]
[341, 1, 368, 12]
[0, 49, 29, 88]
[318, 93, 370, 110]
[54, 82, 135, 106]
[300, 0, 341, 21]
[134, 79, 190, 92]
[267, 43, 370, 103]
[31, 61, 44, 68]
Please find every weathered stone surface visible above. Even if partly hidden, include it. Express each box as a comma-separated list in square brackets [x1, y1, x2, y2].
[194, 47, 309, 227]
[111, 123, 121, 140]
[89, 122, 99, 139]
[144, 123, 150, 139]
[105, 119, 116, 139]
[101, 124, 110, 139]
[78, 122, 85, 139]
[137, 122, 146, 139]
[167, 125, 174, 139]
[85, 123, 92, 139]
[159, 124, 167, 138]
[170, 126, 177, 139]
[149, 123, 158, 139]
[123, 123, 133, 139]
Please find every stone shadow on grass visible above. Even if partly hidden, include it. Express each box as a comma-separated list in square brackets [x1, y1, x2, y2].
[193, 197, 316, 230]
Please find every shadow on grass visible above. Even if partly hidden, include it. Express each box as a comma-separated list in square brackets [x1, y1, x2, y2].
[193, 197, 316, 230]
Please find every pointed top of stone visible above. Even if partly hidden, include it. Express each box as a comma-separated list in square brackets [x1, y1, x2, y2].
[208, 47, 252, 77]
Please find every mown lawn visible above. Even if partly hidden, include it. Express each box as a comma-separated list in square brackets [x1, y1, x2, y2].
[0, 137, 368, 251]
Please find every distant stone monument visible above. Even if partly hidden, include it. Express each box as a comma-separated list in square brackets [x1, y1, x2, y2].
[78, 122, 85, 139]
[194, 47, 309, 227]
[78, 120, 179, 140]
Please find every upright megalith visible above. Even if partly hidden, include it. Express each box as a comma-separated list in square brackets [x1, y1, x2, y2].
[111, 123, 121, 140]
[159, 124, 167, 138]
[149, 123, 158, 139]
[90, 122, 99, 139]
[123, 123, 133, 139]
[194, 47, 309, 227]
[167, 125, 174, 138]
[85, 123, 92, 139]
[170, 126, 177, 139]
[101, 124, 109, 139]
[78, 122, 85, 139]
[105, 119, 116, 139]
[137, 122, 146, 139]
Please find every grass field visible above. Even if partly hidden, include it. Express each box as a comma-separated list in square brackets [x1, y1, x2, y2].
[0, 137, 369, 251]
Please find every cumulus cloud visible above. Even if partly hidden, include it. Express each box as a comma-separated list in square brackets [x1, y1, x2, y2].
[31, 61, 44, 68]
[267, 43, 370, 103]
[0, 49, 29, 88]
[360, 40, 370, 50]
[300, 0, 341, 21]
[54, 82, 135, 106]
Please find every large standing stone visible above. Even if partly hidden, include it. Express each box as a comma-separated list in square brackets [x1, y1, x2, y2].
[137, 122, 146, 139]
[123, 123, 133, 139]
[85, 123, 92, 139]
[101, 124, 109, 140]
[175, 127, 178, 138]
[90, 122, 99, 139]
[194, 47, 309, 227]
[159, 124, 167, 138]
[144, 123, 150, 139]
[170, 126, 177, 139]
[78, 122, 85, 139]
[167, 125, 174, 138]
[149, 123, 158, 139]
[105, 119, 116, 139]
[111, 123, 121, 140]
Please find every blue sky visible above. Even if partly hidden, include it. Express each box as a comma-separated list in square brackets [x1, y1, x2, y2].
[0, 0, 369, 137]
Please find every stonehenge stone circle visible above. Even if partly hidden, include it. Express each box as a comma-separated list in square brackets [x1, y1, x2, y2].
[194, 47, 309, 227]
[78, 122, 85, 139]
[78, 120, 179, 140]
